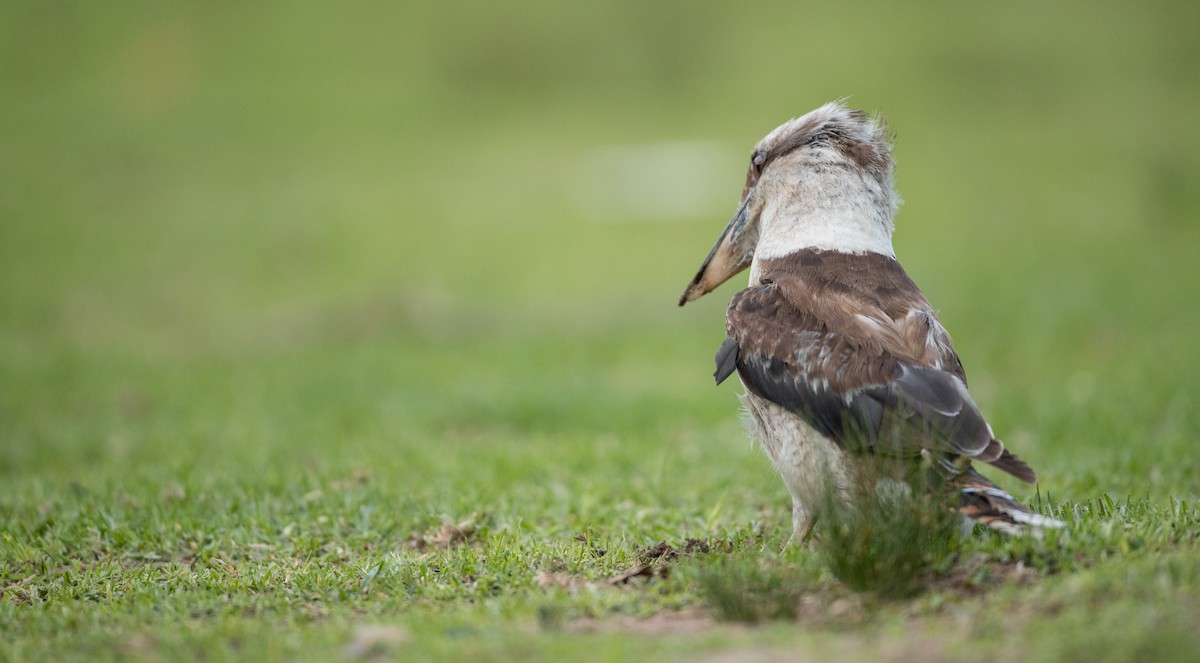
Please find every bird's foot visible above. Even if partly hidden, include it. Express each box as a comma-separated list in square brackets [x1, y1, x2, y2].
[784, 513, 818, 548]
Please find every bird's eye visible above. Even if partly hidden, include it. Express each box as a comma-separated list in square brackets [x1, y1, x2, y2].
[751, 152, 767, 175]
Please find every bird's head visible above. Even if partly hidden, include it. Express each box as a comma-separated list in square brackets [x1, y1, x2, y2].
[679, 101, 899, 305]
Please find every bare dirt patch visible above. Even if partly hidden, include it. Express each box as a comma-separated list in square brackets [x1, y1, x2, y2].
[405, 514, 478, 551]
[606, 538, 733, 586]
[567, 608, 726, 635]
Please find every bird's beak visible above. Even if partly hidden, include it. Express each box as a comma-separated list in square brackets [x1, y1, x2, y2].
[678, 198, 755, 306]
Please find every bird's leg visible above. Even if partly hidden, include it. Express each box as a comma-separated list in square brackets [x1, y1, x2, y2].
[785, 496, 818, 547]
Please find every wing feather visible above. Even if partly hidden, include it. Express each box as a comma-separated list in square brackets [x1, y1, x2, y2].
[714, 338, 739, 385]
[721, 257, 1035, 484]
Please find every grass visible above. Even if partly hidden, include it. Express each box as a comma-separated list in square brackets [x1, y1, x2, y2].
[814, 463, 966, 599]
[3, 0, 1200, 660]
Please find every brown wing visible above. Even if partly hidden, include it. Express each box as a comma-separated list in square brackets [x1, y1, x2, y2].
[717, 252, 1035, 483]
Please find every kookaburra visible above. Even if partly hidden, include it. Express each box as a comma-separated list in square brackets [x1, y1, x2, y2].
[679, 101, 1062, 539]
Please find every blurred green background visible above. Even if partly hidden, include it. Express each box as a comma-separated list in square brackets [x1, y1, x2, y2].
[3, 1, 1199, 504]
[4, 2, 1200, 658]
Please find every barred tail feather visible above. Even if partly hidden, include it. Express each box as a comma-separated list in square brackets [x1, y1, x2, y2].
[958, 469, 1063, 535]
[986, 447, 1037, 484]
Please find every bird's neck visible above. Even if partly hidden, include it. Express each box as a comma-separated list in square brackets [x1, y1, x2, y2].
[751, 174, 897, 274]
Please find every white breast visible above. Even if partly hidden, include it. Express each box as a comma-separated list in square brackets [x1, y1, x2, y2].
[739, 390, 851, 505]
